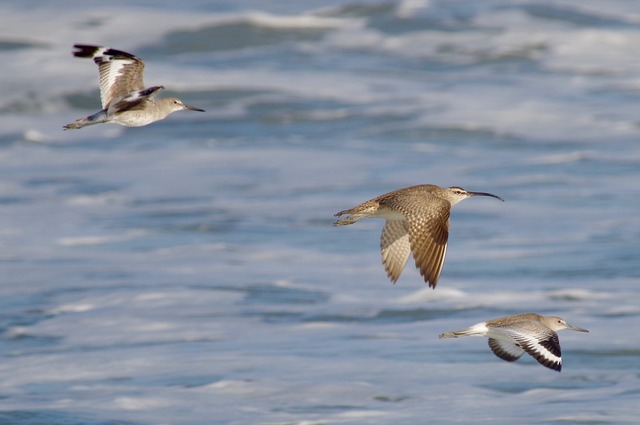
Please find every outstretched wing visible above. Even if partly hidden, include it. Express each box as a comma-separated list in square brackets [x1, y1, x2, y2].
[380, 219, 411, 283]
[379, 190, 450, 288]
[72, 44, 146, 108]
[502, 323, 563, 371]
[488, 338, 525, 362]
[405, 201, 450, 288]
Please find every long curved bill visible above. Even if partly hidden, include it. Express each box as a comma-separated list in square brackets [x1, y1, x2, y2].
[467, 191, 504, 202]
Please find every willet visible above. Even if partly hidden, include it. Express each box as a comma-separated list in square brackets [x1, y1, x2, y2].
[64, 44, 204, 130]
[439, 313, 589, 371]
[334, 185, 503, 288]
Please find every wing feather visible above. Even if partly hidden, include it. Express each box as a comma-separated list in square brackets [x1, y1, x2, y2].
[487, 338, 525, 362]
[380, 220, 411, 283]
[72, 45, 146, 108]
[379, 189, 451, 288]
[502, 323, 563, 371]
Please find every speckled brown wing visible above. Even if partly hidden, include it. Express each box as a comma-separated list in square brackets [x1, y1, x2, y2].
[407, 206, 449, 287]
[379, 189, 451, 288]
[380, 219, 411, 283]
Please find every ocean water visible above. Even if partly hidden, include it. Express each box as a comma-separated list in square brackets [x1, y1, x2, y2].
[0, 1, 639, 424]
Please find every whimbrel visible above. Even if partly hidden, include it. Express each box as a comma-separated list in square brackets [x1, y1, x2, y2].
[334, 185, 503, 288]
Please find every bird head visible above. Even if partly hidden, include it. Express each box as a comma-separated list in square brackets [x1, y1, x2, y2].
[546, 316, 589, 333]
[446, 186, 504, 205]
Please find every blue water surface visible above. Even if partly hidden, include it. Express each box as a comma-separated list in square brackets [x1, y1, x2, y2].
[0, 1, 639, 424]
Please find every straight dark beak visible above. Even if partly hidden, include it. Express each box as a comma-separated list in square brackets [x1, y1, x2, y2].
[185, 104, 205, 112]
[567, 324, 589, 333]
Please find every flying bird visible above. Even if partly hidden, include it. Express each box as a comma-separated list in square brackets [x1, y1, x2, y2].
[334, 184, 503, 288]
[439, 313, 589, 371]
[64, 44, 204, 130]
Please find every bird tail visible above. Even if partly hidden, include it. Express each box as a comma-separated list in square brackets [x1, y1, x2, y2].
[439, 323, 487, 338]
[333, 211, 366, 226]
[63, 109, 108, 130]
[439, 330, 463, 338]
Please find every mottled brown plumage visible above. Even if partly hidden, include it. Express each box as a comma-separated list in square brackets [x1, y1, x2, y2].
[334, 184, 503, 288]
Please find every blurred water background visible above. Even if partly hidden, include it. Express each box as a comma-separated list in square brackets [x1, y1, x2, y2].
[0, 1, 639, 424]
